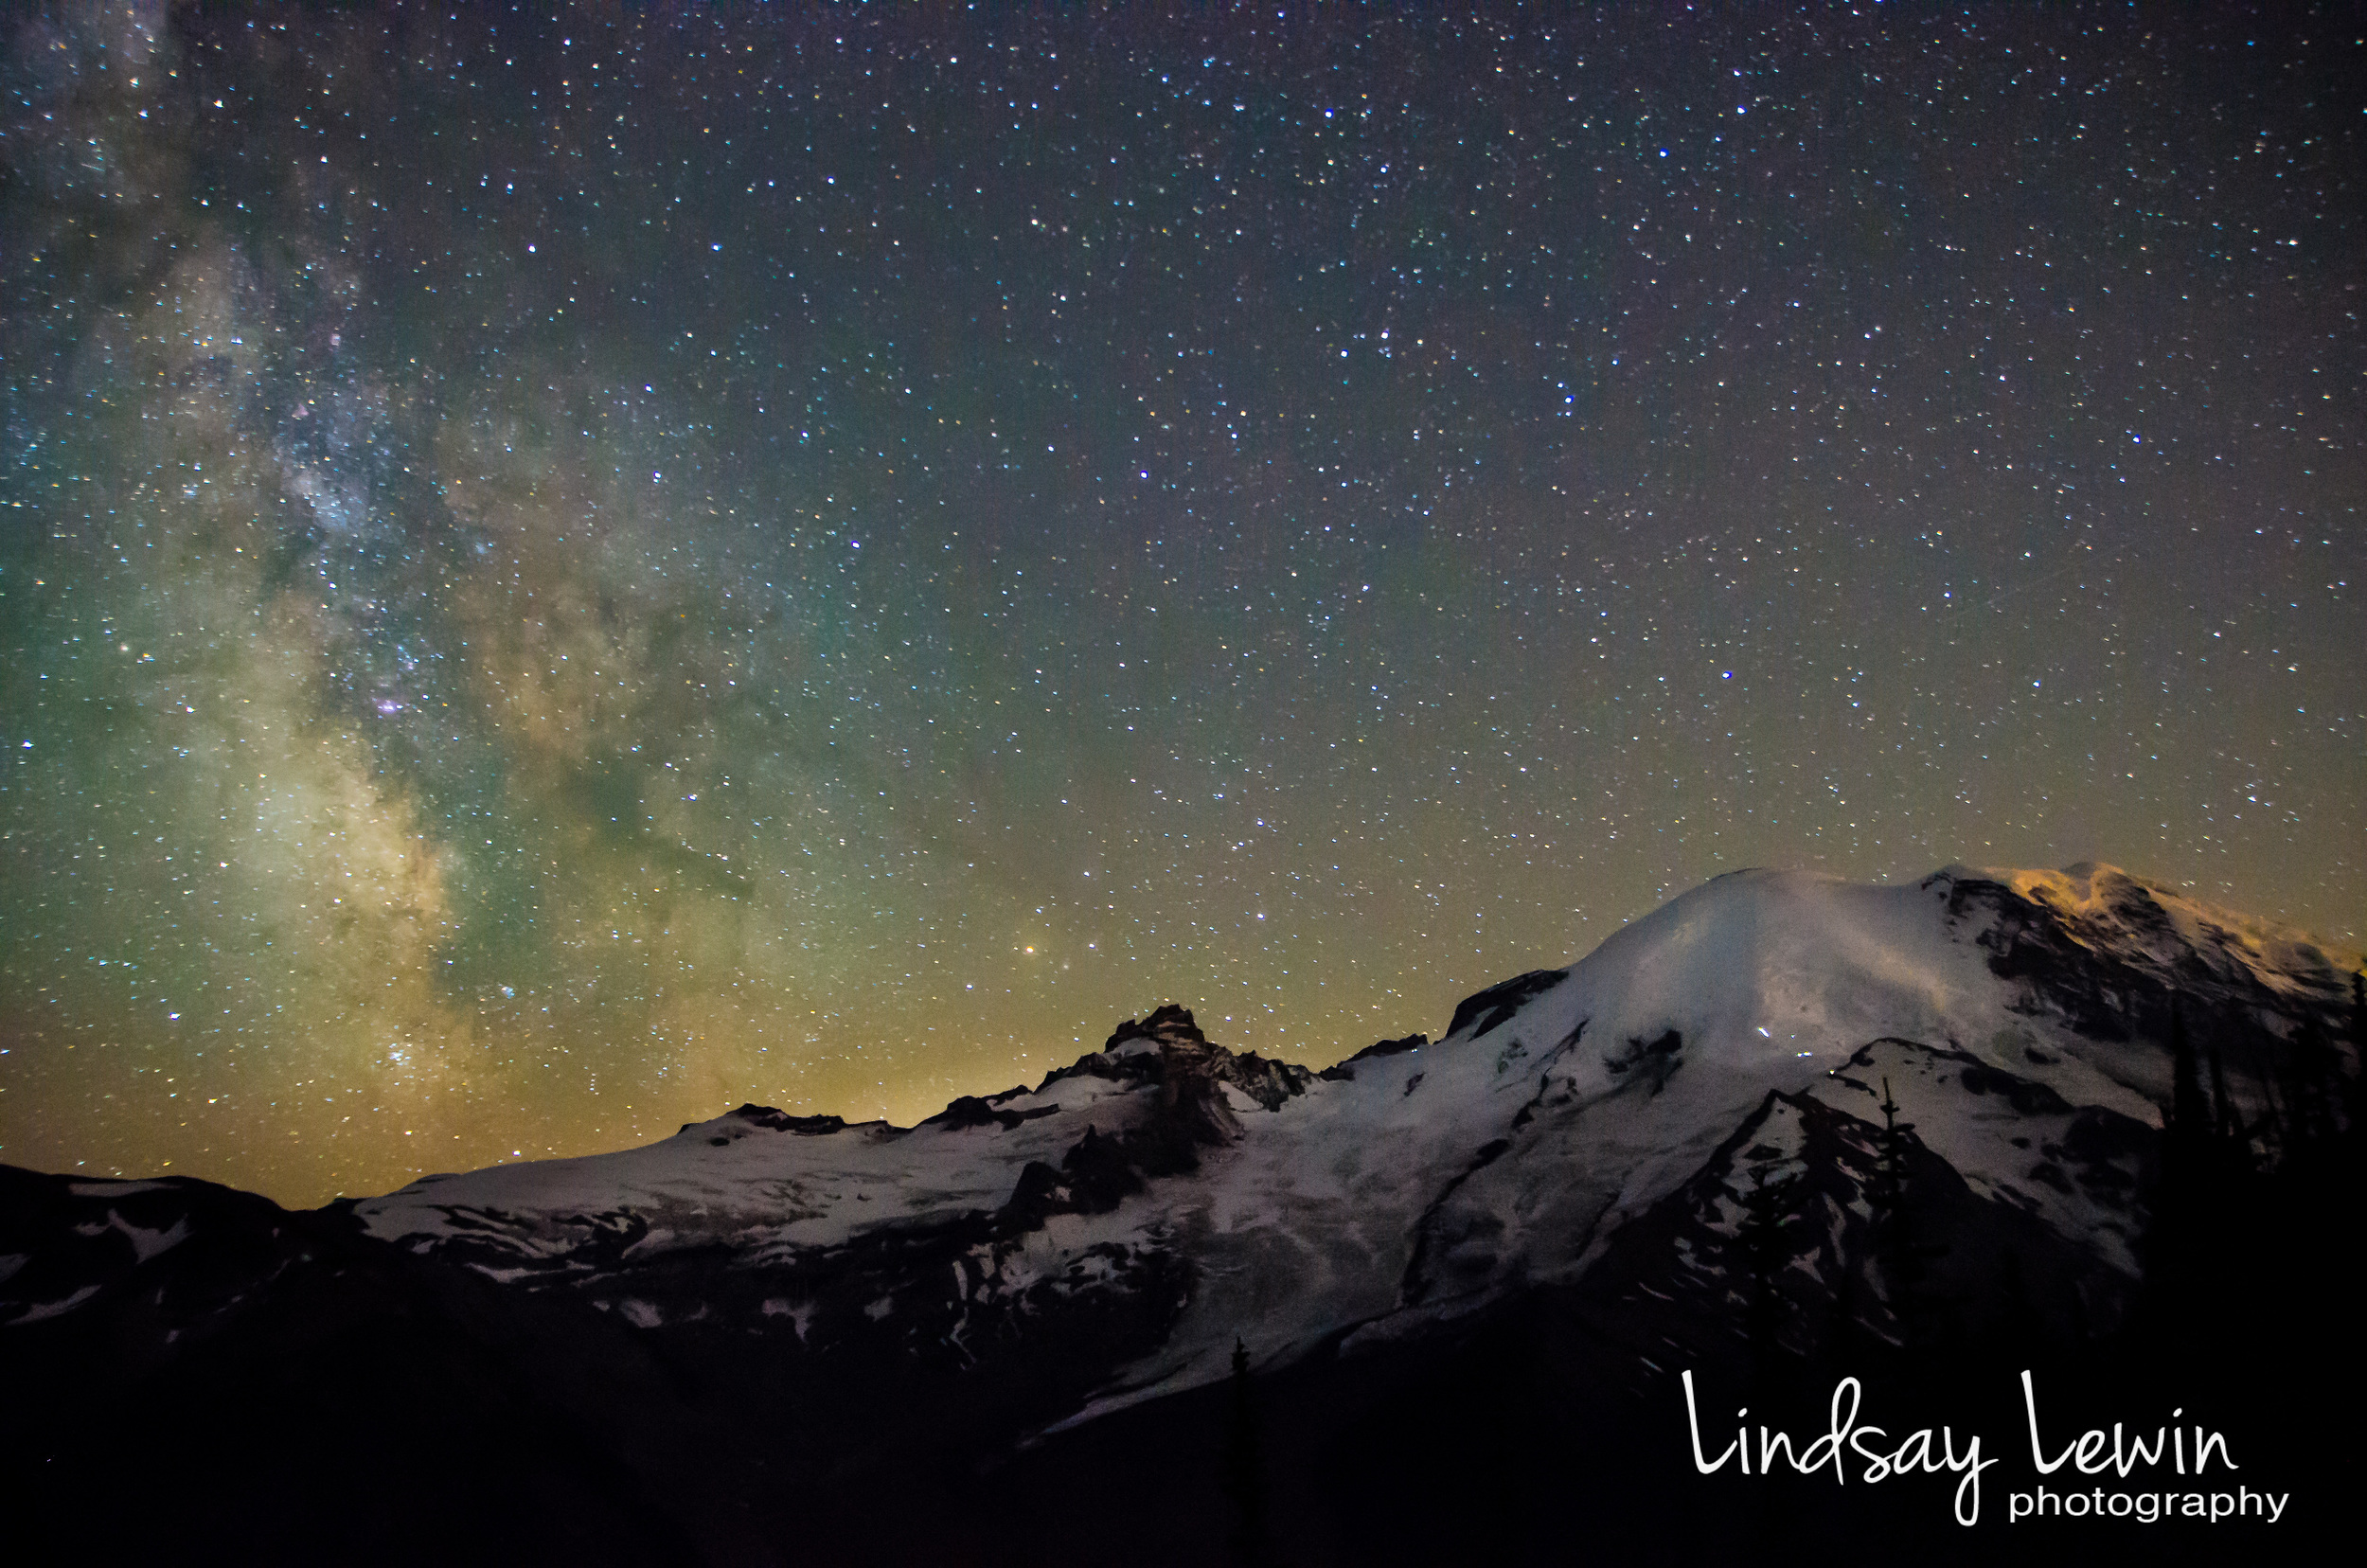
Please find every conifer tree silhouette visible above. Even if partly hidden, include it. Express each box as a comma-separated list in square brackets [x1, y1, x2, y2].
[1221, 1336, 1270, 1567]
[1866, 1076, 1935, 1344]
[2167, 999, 2210, 1157]
[1735, 1155, 1810, 1399]
[2207, 1035, 2240, 1152]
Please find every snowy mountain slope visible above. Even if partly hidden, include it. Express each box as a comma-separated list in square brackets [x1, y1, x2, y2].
[6, 860, 2358, 1566]
[1542, 1075, 2127, 1384]
[329, 862, 2356, 1428]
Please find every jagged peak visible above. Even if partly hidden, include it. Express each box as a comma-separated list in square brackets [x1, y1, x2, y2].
[1016, 1006, 1314, 1114]
[1104, 1002, 1210, 1053]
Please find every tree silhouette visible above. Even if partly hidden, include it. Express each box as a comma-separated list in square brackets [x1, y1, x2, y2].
[2166, 999, 2210, 1155]
[1221, 1336, 1270, 1567]
[1736, 1162, 1806, 1379]
[1866, 1076, 1938, 1344]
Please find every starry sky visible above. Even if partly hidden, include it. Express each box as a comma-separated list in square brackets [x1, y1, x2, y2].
[2, 4, 2358, 1206]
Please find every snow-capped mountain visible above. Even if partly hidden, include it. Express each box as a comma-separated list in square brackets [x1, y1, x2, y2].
[6, 863, 2358, 1566]
[346, 863, 2352, 1412]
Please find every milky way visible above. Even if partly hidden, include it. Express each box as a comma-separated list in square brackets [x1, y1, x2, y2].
[2, 6, 2358, 1203]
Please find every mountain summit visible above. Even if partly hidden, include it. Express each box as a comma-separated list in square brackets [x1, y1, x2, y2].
[7, 864, 2358, 1564]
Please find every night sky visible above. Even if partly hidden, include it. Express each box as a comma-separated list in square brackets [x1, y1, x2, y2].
[2, 5, 2358, 1206]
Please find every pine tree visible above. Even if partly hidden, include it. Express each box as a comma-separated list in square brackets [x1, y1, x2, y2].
[1867, 1077, 1932, 1341]
[2167, 999, 2209, 1154]
[1737, 1164, 1804, 1362]
[1221, 1336, 1269, 1567]
[2145, 996, 2242, 1352]
[2280, 1021, 2336, 1161]
[1824, 1206, 1870, 1373]
[2207, 1036, 2239, 1149]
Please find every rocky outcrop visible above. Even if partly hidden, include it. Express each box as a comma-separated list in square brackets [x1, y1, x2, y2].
[1444, 969, 1569, 1040]
[1001, 1005, 1311, 1227]
[1318, 1031, 1430, 1081]
[688, 1104, 857, 1141]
